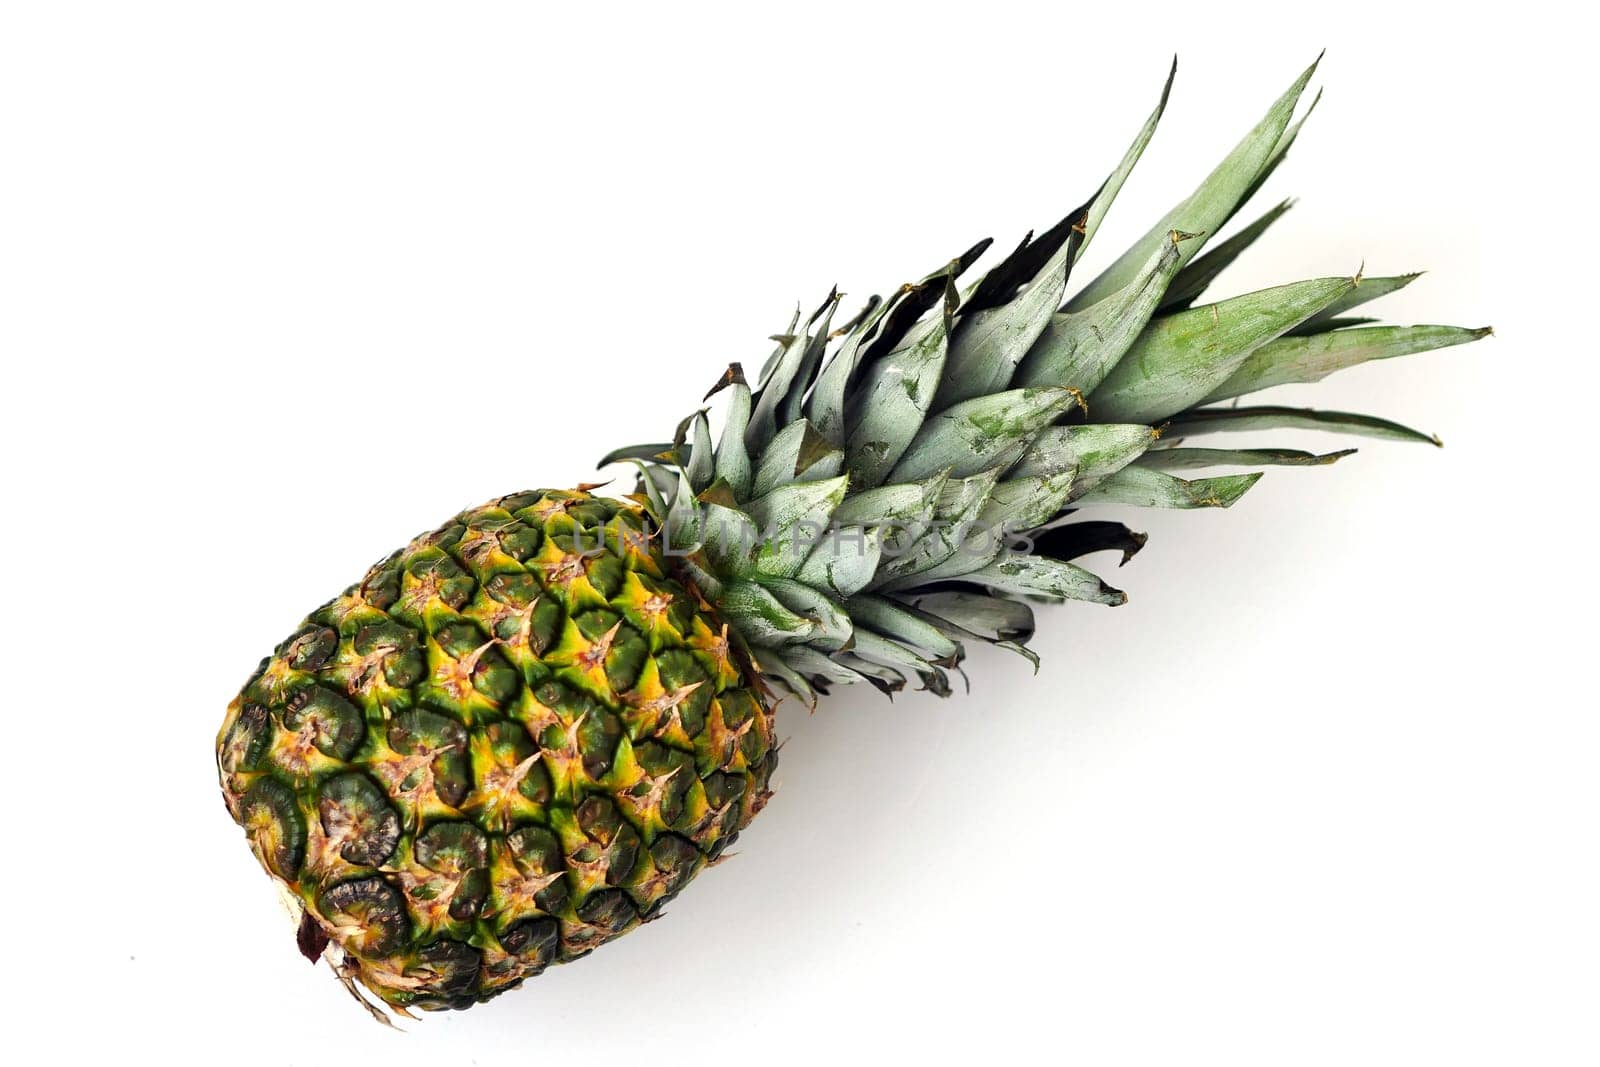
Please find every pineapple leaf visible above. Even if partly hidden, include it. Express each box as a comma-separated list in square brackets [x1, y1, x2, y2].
[848, 630, 942, 683]
[938, 201, 1092, 406]
[712, 369, 755, 497]
[1074, 465, 1263, 508]
[665, 468, 702, 548]
[1160, 198, 1295, 312]
[909, 591, 1036, 643]
[1230, 88, 1320, 224]
[1009, 423, 1157, 484]
[764, 579, 854, 650]
[1306, 316, 1379, 332]
[1288, 273, 1422, 336]
[1139, 446, 1355, 470]
[845, 278, 957, 487]
[597, 442, 674, 467]
[962, 555, 1127, 605]
[1068, 54, 1321, 311]
[752, 419, 842, 498]
[745, 475, 850, 578]
[1079, 56, 1177, 256]
[1089, 274, 1357, 423]
[863, 241, 989, 364]
[778, 291, 840, 428]
[808, 294, 887, 443]
[747, 295, 835, 453]
[717, 580, 819, 647]
[872, 469, 1000, 587]
[1016, 229, 1196, 394]
[832, 473, 947, 530]
[687, 412, 714, 492]
[845, 594, 962, 661]
[698, 499, 760, 578]
[1163, 404, 1442, 446]
[890, 386, 1084, 482]
[1205, 324, 1491, 404]
[778, 645, 864, 688]
[1029, 521, 1148, 566]
[796, 525, 884, 598]
[832, 652, 909, 695]
[979, 472, 1080, 532]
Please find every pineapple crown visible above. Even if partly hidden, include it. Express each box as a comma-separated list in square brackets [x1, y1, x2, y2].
[599, 55, 1490, 705]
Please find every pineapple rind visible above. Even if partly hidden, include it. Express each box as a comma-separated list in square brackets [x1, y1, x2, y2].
[218, 491, 776, 1011]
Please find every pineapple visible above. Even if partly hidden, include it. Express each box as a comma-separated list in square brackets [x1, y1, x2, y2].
[215, 56, 1489, 1018]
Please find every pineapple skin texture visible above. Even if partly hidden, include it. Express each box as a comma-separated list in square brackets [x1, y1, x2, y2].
[217, 489, 777, 1011]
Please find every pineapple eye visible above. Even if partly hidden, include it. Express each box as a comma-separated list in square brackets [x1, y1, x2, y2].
[319, 876, 408, 957]
[413, 822, 491, 922]
[217, 701, 271, 775]
[497, 917, 560, 969]
[316, 773, 401, 867]
[239, 777, 305, 881]
[281, 686, 365, 761]
[281, 624, 338, 672]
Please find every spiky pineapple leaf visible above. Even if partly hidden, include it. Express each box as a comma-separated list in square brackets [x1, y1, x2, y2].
[779, 645, 864, 688]
[598, 442, 675, 466]
[686, 412, 715, 491]
[796, 525, 884, 598]
[979, 472, 1079, 532]
[831, 473, 947, 530]
[1016, 230, 1196, 395]
[1089, 275, 1357, 423]
[844, 278, 957, 487]
[764, 579, 853, 650]
[845, 594, 962, 661]
[848, 630, 943, 684]
[1029, 521, 1148, 566]
[1078, 56, 1177, 256]
[1008, 423, 1156, 483]
[778, 292, 840, 428]
[747, 295, 836, 452]
[709, 366, 756, 497]
[717, 580, 819, 647]
[890, 386, 1083, 481]
[910, 591, 1036, 643]
[962, 556, 1127, 605]
[1067, 55, 1321, 311]
[872, 469, 1000, 587]
[1163, 405, 1442, 446]
[751, 419, 842, 497]
[745, 475, 850, 578]
[808, 295, 887, 443]
[1204, 324, 1491, 403]
[863, 240, 989, 364]
[1074, 465, 1263, 508]
[938, 202, 1091, 405]
[1287, 273, 1422, 336]
[1159, 198, 1295, 312]
[1138, 446, 1355, 469]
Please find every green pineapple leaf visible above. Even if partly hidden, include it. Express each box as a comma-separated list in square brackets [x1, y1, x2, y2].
[1089, 274, 1358, 423]
[1160, 198, 1295, 312]
[1204, 324, 1491, 403]
[1068, 54, 1322, 311]
[1163, 405, 1442, 446]
[1139, 446, 1356, 470]
[1074, 465, 1263, 508]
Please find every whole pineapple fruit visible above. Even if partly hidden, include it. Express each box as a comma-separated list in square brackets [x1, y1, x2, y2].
[217, 57, 1489, 1018]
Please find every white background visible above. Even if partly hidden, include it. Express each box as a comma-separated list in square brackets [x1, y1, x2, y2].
[4, 3, 1594, 1064]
